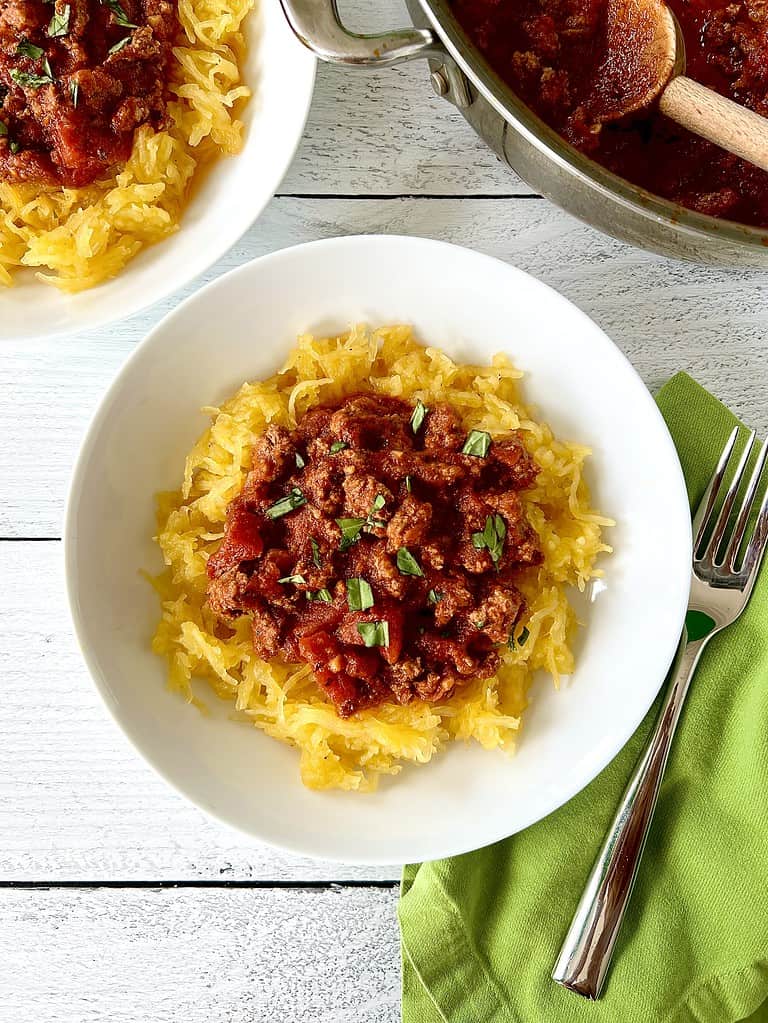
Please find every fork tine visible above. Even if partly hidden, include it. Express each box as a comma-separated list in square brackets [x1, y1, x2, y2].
[724, 435, 768, 571]
[742, 465, 768, 585]
[693, 426, 739, 554]
[705, 430, 756, 565]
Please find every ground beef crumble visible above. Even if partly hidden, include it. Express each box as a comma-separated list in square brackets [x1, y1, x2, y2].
[206, 394, 543, 717]
[0, 0, 178, 186]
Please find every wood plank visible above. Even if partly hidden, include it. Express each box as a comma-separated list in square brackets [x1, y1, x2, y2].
[279, 0, 521, 196]
[4, 197, 768, 539]
[280, 63, 520, 197]
[0, 887, 401, 1023]
[0, 542, 398, 882]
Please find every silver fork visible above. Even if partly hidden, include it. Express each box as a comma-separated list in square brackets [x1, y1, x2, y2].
[552, 426, 768, 1000]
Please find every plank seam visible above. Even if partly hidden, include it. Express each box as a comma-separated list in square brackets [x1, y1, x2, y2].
[1, 880, 400, 890]
[0, 537, 60, 542]
[274, 192, 543, 200]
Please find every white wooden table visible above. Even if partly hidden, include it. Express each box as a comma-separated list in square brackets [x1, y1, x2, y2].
[3, 1, 768, 1017]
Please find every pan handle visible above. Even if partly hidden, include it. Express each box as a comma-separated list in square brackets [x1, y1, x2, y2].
[278, 0, 444, 67]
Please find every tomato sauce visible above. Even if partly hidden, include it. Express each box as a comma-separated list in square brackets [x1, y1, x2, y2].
[0, 0, 178, 186]
[451, 0, 768, 225]
[207, 394, 542, 717]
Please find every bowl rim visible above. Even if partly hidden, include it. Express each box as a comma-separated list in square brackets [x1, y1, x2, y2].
[2, 4, 316, 342]
[419, 0, 768, 253]
[64, 234, 692, 862]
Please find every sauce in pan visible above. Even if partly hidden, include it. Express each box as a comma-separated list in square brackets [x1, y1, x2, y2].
[452, 0, 768, 225]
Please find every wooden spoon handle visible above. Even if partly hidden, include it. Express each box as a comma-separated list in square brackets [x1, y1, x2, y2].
[659, 76, 768, 173]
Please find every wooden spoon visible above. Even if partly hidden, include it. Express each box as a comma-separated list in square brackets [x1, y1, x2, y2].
[585, 0, 768, 173]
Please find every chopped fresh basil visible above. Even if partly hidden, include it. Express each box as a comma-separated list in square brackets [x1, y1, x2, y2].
[472, 513, 506, 565]
[294, 452, 305, 469]
[69, 78, 79, 108]
[9, 139, 21, 153]
[16, 39, 44, 60]
[427, 589, 443, 605]
[508, 625, 530, 650]
[346, 577, 374, 612]
[357, 620, 389, 648]
[100, 0, 137, 28]
[10, 65, 54, 88]
[410, 399, 429, 434]
[396, 547, 424, 577]
[364, 493, 387, 531]
[405, 475, 412, 494]
[48, 4, 71, 37]
[0, 122, 7, 137]
[278, 574, 306, 585]
[108, 34, 131, 54]
[265, 487, 306, 519]
[337, 495, 387, 550]
[310, 537, 322, 569]
[461, 430, 492, 458]
[306, 588, 333, 604]
[329, 440, 348, 454]
[336, 516, 366, 551]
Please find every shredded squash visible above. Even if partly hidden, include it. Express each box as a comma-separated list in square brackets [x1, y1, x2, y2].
[150, 326, 613, 791]
[0, 0, 253, 291]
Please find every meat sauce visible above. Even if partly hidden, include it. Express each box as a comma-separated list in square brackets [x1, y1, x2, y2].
[451, 0, 768, 226]
[207, 394, 542, 718]
[0, 0, 178, 186]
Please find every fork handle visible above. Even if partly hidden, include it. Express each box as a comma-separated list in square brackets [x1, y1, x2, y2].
[552, 627, 707, 999]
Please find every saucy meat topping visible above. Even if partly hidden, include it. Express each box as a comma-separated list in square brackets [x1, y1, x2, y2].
[451, 0, 768, 226]
[0, 0, 178, 186]
[206, 394, 543, 717]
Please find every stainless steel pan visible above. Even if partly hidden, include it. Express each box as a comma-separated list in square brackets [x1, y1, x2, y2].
[279, 0, 768, 266]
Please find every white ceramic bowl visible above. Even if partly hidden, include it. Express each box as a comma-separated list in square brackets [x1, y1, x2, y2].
[3, 0, 315, 341]
[65, 235, 692, 864]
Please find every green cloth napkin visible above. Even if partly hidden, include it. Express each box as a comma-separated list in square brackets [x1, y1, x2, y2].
[400, 372, 768, 1023]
